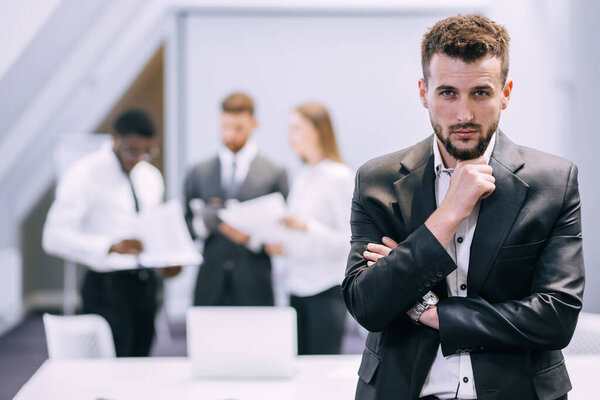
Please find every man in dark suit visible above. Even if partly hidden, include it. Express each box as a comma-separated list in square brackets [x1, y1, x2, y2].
[343, 15, 584, 400]
[184, 92, 288, 306]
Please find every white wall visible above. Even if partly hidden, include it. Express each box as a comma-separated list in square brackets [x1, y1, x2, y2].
[0, 0, 63, 80]
[0, 248, 22, 335]
[183, 12, 445, 174]
[182, 4, 572, 178]
[570, 0, 600, 312]
[488, 0, 572, 155]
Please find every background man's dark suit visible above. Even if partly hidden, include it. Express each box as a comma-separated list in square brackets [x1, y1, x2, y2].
[184, 155, 288, 306]
[343, 131, 584, 400]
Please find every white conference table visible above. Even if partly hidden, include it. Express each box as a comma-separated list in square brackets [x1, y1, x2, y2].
[14, 355, 360, 400]
[14, 354, 599, 400]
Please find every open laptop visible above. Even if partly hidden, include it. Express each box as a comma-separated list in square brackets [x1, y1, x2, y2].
[186, 306, 298, 378]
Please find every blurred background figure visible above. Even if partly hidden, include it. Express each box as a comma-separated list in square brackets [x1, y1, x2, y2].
[42, 109, 179, 357]
[265, 103, 354, 355]
[184, 92, 289, 306]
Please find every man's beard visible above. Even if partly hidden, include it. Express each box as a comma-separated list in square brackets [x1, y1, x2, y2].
[432, 121, 497, 161]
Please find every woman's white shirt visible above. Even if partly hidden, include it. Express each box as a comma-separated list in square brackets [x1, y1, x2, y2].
[283, 159, 355, 297]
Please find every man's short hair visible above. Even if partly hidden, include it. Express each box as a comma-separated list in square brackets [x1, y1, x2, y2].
[113, 109, 155, 138]
[221, 92, 255, 116]
[421, 14, 510, 85]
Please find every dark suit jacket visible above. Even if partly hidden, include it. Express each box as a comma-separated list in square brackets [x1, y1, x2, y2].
[342, 132, 584, 400]
[184, 154, 288, 306]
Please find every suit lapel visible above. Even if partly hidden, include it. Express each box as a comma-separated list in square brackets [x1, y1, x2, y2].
[392, 137, 450, 301]
[392, 137, 437, 234]
[236, 156, 261, 201]
[205, 157, 224, 199]
[468, 131, 529, 294]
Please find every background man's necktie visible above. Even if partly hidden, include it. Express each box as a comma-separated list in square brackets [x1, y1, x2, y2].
[225, 159, 239, 199]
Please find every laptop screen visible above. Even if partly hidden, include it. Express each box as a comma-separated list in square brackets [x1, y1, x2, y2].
[186, 306, 298, 378]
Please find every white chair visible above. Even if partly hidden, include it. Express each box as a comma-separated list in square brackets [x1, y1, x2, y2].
[564, 311, 600, 355]
[43, 313, 116, 359]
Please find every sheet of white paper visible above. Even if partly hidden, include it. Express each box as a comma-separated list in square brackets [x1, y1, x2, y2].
[218, 192, 288, 243]
[105, 253, 138, 270]
[133, 200, 202, 268]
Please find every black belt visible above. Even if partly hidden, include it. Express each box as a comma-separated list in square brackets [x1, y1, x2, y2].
[88, 268, 154, 281]
[119, 268, 154, 281]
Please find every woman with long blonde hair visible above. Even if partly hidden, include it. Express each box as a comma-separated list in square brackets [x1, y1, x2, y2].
[266, 102, 354, 355]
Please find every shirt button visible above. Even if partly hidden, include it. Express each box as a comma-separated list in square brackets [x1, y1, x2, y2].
[460, 284, 467, 291]
[457, 237, 464, 243]
[463, 377, 469, 383]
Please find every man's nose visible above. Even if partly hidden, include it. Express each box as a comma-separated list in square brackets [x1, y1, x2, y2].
[223, 128, 236, 139]
[456, 98, 474, 122]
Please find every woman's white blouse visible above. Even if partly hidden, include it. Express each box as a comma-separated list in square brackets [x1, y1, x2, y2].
[282, 159, 355, 297]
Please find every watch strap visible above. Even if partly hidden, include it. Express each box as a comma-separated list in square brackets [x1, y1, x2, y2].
[409, 301, 429, 324]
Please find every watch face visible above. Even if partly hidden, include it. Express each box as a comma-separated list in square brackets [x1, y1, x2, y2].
[421, 291, 439, 306]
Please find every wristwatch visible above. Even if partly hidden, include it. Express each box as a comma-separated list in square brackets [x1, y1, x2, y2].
[409, 291, 439, 324]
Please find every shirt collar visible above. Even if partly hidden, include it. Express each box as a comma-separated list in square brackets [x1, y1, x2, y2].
[101, 140, 128, 176]
[432, 132, 496, 175]
[219, 138, 258, 168]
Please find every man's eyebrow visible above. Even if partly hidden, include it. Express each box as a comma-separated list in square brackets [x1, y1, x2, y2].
[435, 85, 456, 91]
[434, 85, 495, 91]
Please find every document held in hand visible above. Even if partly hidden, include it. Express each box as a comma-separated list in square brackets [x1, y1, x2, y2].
[218, 192, 288, 243]
[133, 200, 202, 268]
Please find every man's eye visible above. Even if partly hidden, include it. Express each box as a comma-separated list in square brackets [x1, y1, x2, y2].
[440, 90, 454, 96]
[474, 90, 489, 97]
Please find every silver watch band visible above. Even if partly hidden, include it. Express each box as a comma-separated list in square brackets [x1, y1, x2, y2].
[409, 291, 439, 324]
[409, 301, 429, 323]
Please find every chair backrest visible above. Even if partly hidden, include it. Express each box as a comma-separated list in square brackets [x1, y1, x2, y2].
[564, 311, 600, 355]
[43, 313, 116, 359]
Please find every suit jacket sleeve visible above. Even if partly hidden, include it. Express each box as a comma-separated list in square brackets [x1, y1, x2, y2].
[183, 168, 198, 239]
[276, 167, 289, 199]
[42, 165, 114, 271]
[183, 168, 219, 239]
[437, 163, 584, 355]
[342, 169, 457, 332]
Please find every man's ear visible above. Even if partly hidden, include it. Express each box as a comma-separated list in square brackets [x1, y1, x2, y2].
[418, 78, 428, 108]
[501, 79, 513, 110]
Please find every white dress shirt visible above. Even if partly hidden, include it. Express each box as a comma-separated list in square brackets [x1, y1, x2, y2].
[218, 138, 258, 197]
[43, 141, 164, 272]
[282, 159, 355, 297]
[420, 133, 496, 399]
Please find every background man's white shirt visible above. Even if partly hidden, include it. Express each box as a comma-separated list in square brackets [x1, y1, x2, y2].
[43, 141, 164, 271]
